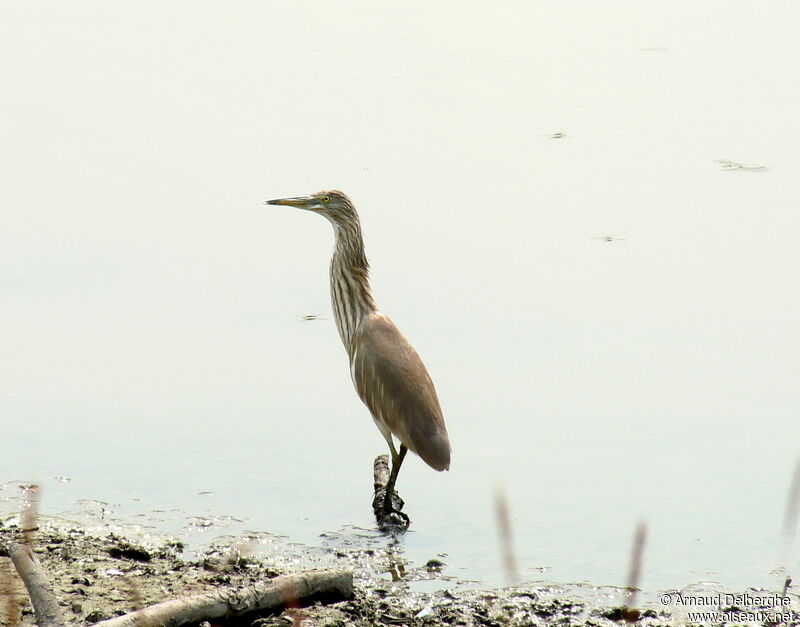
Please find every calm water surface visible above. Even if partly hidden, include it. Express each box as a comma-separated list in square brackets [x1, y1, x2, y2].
[2, 1, 799, 595]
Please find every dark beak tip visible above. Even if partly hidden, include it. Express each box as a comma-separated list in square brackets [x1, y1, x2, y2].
[263, 196, 313, 209]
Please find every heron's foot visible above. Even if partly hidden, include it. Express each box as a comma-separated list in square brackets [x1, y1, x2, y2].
[383, 486, 404, 512]
[379, 507, 410, 532]
[371, 487, 404, 513]
[372, 488, 410, 532]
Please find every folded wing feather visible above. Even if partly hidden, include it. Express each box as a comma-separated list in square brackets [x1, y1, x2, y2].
[350, 312, 451, 471]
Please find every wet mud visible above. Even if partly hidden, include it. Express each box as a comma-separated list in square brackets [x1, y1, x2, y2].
[1, 517, 797, 626]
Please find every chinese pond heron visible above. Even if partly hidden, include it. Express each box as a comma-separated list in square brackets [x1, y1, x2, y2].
[265, 191, 451, 521]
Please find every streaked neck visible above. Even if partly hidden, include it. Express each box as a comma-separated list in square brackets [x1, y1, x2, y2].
[329, 220, 376, 350]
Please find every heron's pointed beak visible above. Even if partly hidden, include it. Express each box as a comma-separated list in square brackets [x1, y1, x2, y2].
[264, 196, 316, 209]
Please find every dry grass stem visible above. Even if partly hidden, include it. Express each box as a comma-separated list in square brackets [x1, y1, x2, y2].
[494, 486, 518, 586]
[622, 521, 647, 622]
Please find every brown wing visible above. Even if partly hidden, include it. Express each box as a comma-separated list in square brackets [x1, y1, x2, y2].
[350, 312, 451, 471]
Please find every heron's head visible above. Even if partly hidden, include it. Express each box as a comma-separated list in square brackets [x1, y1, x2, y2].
[265, 190, 358, 228]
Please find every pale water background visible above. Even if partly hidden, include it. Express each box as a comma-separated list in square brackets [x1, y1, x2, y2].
[2, 1, 799, 596]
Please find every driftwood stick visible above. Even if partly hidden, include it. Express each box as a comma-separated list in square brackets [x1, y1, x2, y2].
[93, 568, 353, 627]
[5, 543, 65, 627]
[372, 455, 409, 531]
[373, 454, 391, 492]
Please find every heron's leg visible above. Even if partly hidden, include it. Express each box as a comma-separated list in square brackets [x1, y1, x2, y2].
[383, 443, 407, 512]
[387, 438, 400, 465]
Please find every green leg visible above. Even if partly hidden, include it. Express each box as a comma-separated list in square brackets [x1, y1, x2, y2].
[383, 443, 407, 512]
[387, 438, 399, 463]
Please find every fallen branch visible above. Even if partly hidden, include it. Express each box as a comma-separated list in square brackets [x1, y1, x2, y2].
[93, 568, 353, 627]
[373, 454, 391, 493]
[372, 455, 409, 531]
[5, 543, 65, 627]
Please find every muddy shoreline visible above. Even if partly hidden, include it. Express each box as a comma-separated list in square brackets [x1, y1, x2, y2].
[1, 516, 796, 626]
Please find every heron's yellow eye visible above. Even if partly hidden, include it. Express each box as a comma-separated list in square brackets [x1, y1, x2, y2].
[321, 195, 330, 203]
